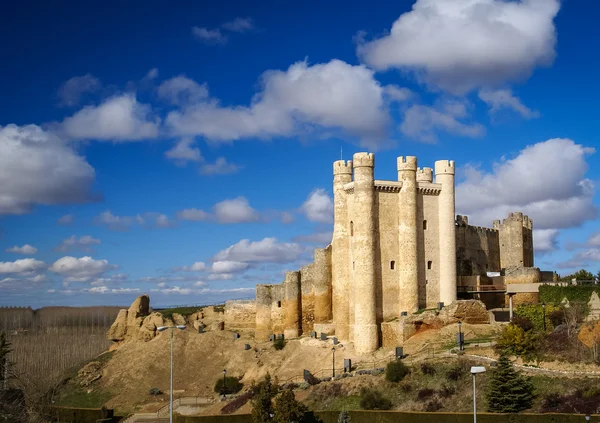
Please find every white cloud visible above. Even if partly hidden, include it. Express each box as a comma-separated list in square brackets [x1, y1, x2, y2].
[214, 197, 259, 223]
[175, 262, 207, 272]
[0, 258, 46, 274]
[211, 261, 249, 274]
[145, 68, 159, 80]
[301, 189, 333, 223]
[384, 85, 414, 102]
[165, 59, 392, 149]
[58, 74, 101, 107]
[165, 138, 203, 164]
[192, 27, 227, 45]
[587, 233, 600, 247]
[57, 214, 74, 225]
[157, 76, 209, 106]
[0, 124, 97, 215]
[176, 208, 210, 221]
[357, 0, 560, 94]
[95, 210, 171, 230]
[533, 229, 559, 252]
[478, 89, 540, 119]
[400, 100, 485, 143]
[155, 286, 194, 295]
[60, 94, 160, 141]
[56, 235, 101, 252]
[293, 231, 333, 245]
[5, 244, 38, 255]
[200, 157, 241, 175]
[557, 249, 600, 270]
[221, 17, 254, 32]
[456, 139, 596, 248]
[213, 237, 305, 264]
[49, 256, 115, 283]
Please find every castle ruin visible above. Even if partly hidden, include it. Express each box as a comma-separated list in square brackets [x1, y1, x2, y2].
[251, 152, 546, 354]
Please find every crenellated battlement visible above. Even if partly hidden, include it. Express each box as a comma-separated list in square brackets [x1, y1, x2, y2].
[416, 167, 433, 183]
[397, 156, 418, 171]
[502, 212, 533, 228]
[353, 152, 375, 168]
[333, 159, 353, 175]
[456, 215, 469, 227]
[434, 160, 455, 176]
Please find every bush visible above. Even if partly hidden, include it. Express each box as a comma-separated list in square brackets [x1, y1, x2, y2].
[445, 365, 464, 381]
[416, 388, 435, 401]
[400, 383, 412, 392]
[420, 363, 436, 376]
[273, 389, 308, 423]
[424, 398, 443, 412]
[214, 376, 244, 395]
[511, 316, 534, 332]
[438, 384, 455, 399]
[495, 323, 542, 363]
[148, 387, 162, 396]
[273, 338, 286, 350]
[548, 309, 565, 328]
[251, 374, 279, 423]
[385, 360, 410, 383]
[540, 389, 600, 415]
[359, 387, 392, 410]
[514, 304, 560, 332]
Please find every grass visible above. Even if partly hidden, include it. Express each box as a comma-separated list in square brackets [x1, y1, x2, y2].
[158, 306, 204, 319]
[54, 384, 113, 408]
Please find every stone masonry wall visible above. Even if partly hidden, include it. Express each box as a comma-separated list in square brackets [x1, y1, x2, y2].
[224, 300, 256, 330]
[456, 215, 501, 276]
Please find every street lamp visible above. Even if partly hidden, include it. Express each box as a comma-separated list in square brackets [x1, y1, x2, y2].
[470, 366, 486, 423]
[222, 369, 227, 397]
[331, 347, 335, 378]
[458, 321, 463, 351]
[157, 325, 186, 423]
[585, 414, 590, 421]
[542, 302, 546, 332]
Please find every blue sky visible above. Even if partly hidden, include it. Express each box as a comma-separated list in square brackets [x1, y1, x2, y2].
[0, 0, 598, 308]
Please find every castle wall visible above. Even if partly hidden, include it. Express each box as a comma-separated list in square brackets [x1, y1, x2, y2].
[505, 266, 541, 306]
[255, 285, 273, 341]
[456, 216, 501, 276]
[420, 193, 441, 308]
[375, 190, 400, 322]
[283, 271, 301, 338]
[224, 300, 256, 330]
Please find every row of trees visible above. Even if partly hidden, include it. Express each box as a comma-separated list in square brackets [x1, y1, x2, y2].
[558, 269, 600, 282]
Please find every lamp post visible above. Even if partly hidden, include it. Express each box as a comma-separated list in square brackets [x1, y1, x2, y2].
[542, 302, 546, 332]
[586, 414, 591, 421]
[222, 369, 227, 397]
[157, 325, 186, 423]
[470, 366, 486, 423]
[458, 321, 463, 351]
[331, 347, 335, 378]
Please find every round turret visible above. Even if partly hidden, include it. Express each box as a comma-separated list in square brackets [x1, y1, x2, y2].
[434, 160, 455, 176]
[416, 167, 433, 183]
[333, 160, 353, 175]
[397, 156, 418, 171]
[353, 152, 375, 168]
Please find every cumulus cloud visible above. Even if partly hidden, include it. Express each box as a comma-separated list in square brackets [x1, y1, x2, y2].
[0, 258, 46, 274]
[357, 0, 560, 94]
[214, 197, 260, 223]
[58, 74, 101, 107]
[384, 85, 414, 102]
[300, 189, 333, 223]
[165, 59, 392, 149]
[56, 235, 101, 252]
[57, 214, 74, 225]
[0, 124, 98, 215]
[557, 249, 600, 270]
[192, 27, 228, 45]
[176, 208, 210, 222]
[478, 89, 540, 119]
[165, 138, 203, 164]
[5, 244, 38, 255]
[400, 99, 485, 143]
[49, 256, 116, 283]
[174, 262, 207, 272]
[456, 138, 596, 251]
[60, 94, 160, 141]
[200, 157, 241, 175]
[95, 210, 172, 230]
[211, 261, 249, 274]
[157, 76, 209, 106]
[532, 229, 559, 253]
[213, 237, 305, 264]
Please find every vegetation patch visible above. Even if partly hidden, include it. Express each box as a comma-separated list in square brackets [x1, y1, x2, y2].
[158, 306, 204, 319]
[539, 284, 598, 307]
[214, 376, 244, 395]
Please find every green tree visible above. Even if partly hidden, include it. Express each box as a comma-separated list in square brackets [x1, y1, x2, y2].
[495, 323, 542, 363]
[487, 354, 534, 413]
[273, 389, 307, 423]
[560, 269, 595, 282]
[251, 374, 279, 423]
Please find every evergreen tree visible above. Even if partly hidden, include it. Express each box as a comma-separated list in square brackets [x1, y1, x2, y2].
[486, 354, 534, 413]
[337, 410, 351, 423]
[273, 389, 307, 423]
[250, 374, 279, 423]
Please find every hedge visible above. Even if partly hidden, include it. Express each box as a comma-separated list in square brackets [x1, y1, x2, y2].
[174, 411, 598, 423]
[539, 285, 600, 306]
[514, 304, 560, 331]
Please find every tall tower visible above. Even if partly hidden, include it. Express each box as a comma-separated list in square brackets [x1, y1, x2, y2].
[351, 152, 378, 354]
[435, 160, 457, 306]
[498, 212, 534, 269]
[332, 159, 352, 340]
[397, 156, 419, 314]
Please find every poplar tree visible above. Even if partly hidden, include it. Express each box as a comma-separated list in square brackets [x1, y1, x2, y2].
[486, 354, 534, 413]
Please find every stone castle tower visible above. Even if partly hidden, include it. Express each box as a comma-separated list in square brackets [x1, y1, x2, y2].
[252, 152, 539, 355]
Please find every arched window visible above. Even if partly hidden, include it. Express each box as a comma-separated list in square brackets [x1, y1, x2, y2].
[390, 261, 395, 270]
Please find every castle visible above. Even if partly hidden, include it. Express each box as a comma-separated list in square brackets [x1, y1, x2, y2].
[251, 152, 544, 354]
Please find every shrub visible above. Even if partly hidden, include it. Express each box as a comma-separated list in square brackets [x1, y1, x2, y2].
[486, 354, 534, 413]
[214, 376, 243, 395]
[420, 363, 436, 376]
[416, 388, 435, 401]
[400, 383, 412, 392]
[424, 398, 443, 412]
[540, 389, 600, 415]
[221, 391, 254, 414]
[438, 384, 455, 399]
[385, 360, 410, 383]
[273, 389, 308, 423]
[495, 323, 542, 363]
[445, 365, 464, 381]
[273, 338, 286, 350]
[359, 387, 392, 410]
[148, 387, 162, 396]
[511, 316, 534, 332]
[548, 309, 565, 328]
[514, 304, 560, 332]
[251, 374, 279, 423]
